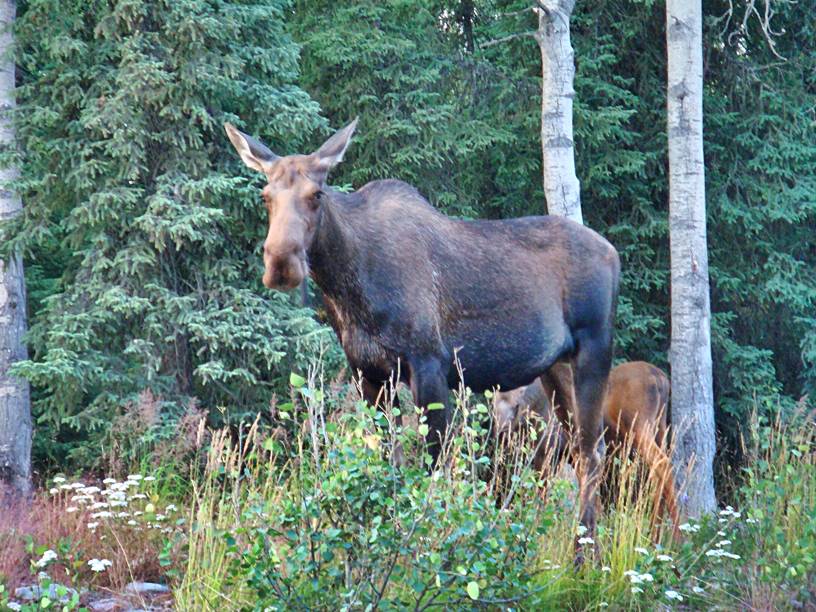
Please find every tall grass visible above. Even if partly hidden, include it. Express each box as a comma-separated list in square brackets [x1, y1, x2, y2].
[175, 374, 687, 610]
[5, 372, 812, 610]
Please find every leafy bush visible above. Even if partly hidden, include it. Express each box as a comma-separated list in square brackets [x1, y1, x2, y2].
[175, 373, 816, 610]
[4, 371, 813, 610]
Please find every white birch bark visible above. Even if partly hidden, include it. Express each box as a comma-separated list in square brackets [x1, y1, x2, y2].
[0, 0, 32, 498]
[666, 0, 717, 516]
[536, 0, 582, 224]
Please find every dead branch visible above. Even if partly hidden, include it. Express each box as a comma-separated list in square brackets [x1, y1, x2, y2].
[479, 30, 537, 49]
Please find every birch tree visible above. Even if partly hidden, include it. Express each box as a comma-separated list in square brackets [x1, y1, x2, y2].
[666, 0, 717, 515]
[0, 0, 32, 497]
[536, 0, 582, 223]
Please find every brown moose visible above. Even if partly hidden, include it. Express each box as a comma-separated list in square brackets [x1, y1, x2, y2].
[494, 361, 680, 536]
[224, 118, 620, 558]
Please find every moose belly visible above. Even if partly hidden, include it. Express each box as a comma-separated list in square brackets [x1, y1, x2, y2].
[445, 319, 572, 393]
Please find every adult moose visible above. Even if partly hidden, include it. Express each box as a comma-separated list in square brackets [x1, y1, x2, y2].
[224, 118, 620, 558]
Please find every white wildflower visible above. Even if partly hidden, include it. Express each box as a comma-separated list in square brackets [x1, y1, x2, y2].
[59, 484, 72, 490]
[577, 536, 594, 545]
[657, 554, 673, 562]
[110, 500, 129, 508]
[90, 502, 109, 510]
[103, 477, 117, 484]
[69, 482, 85, 489]
[127, 474, 143, 481]
[706, 549, 741, 560]
[665, 590, 683, 601]
[717, 540, 732, 547]
[117, 512, 130, 518]
[7, 602, 22, 611]
[166, 504, 178, 512]
[631, 587, 643, 594]
[127, 520, 138, 526]
[679, 522, 700, 533]
[66, 507, 78, 513]
[35, 549, 58, 567]
[602, 566, 611, 572]
[87, 522, 99, 530]
[746, 517, 758, 524]
[576, 524, 588, 536]
[91, 511, 113, 519]
[87, 558, 112, 572]
[49, 488, 59, 495]
[79, 486, 100, 495]
[692, 586, 704, 594]
[143, 476, 156, 482]
[599, 603, 609, 608]
[52, 476, 66, 484]
[717, 530, 726, 536]
[130, 493, 147, 500]
[634, 547, 648, 554]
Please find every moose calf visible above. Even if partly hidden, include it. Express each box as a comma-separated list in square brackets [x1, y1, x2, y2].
[494, 361, 680, 536]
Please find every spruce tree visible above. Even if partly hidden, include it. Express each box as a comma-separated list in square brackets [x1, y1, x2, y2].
[6, 0, 338, 466]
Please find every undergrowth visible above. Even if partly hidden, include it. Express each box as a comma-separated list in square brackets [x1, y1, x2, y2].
[2, 371, 814, 610]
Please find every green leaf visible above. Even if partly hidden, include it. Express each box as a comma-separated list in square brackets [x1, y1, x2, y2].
[466, 581, 480, 600]
[427, 402, 445, 411]
[289, 372, 306, 388]
[418, 424, 429, 437]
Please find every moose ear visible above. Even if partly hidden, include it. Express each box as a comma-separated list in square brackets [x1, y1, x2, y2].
[312, 118, 358, 180]
[224, 123, 279, 174]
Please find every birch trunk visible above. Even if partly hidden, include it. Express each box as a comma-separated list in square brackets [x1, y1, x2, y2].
[666, 0, 717, 516]
[536, 0, 582, 224]
[0, 0, 32, 498]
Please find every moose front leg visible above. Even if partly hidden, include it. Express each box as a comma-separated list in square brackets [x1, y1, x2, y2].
[409, 357, 450, 470]
[360, 376, 405, 467]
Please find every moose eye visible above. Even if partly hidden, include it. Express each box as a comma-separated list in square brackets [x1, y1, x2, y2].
[309, 191, 324, 210]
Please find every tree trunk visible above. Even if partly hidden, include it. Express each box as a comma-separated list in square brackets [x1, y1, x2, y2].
[666, 0, 717, 516]
[0, 0, 32, 498]
[536, 0, 582, 224]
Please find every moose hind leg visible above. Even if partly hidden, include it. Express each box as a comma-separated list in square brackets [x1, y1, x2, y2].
[571, 329, 612, 565]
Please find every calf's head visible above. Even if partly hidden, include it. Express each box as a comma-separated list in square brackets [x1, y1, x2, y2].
[224, 119, 358, 289]
[493, 387, 532, 434]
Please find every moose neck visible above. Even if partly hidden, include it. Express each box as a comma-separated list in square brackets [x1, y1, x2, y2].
[307, 195, 361, 303]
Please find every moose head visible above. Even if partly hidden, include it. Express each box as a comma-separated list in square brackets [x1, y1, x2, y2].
[224, 119, 358, 289]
